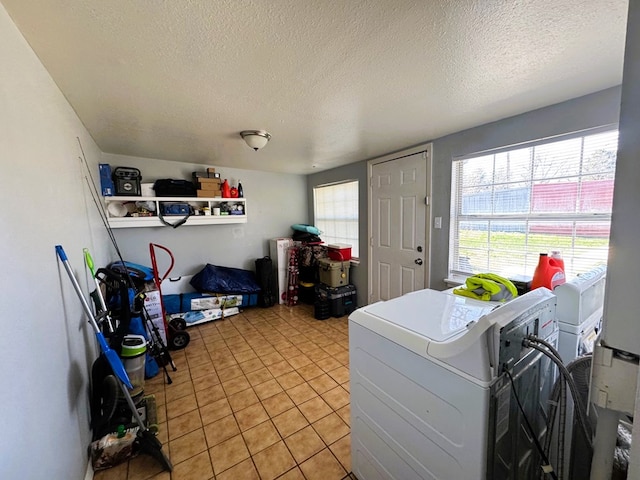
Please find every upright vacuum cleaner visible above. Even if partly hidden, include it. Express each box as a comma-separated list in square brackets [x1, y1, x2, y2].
[55, 245, 172, 472]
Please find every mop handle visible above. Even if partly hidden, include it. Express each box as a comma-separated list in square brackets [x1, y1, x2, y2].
[56, 245, 101, 335]
[56, 245, 133, 390]
[83, 248, 108, 313]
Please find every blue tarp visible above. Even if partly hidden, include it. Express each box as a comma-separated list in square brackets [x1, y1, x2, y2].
[190, 264, 261, 294]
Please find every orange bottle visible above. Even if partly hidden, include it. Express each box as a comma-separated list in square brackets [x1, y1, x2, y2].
[531, 253, 566, 290]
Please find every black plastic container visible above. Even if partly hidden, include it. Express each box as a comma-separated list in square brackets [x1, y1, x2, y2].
[316, 284, 357, 318]
[314, 299, 331, 320]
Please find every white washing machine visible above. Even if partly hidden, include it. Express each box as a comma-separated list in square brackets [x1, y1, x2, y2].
[349, 288, 558, 480]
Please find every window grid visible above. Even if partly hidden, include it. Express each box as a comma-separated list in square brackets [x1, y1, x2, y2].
[313, 181, 359, 258]
[450, 129, 617, 279]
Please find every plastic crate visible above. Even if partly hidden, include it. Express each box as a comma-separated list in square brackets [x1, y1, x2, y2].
[315, 284, 357, 318]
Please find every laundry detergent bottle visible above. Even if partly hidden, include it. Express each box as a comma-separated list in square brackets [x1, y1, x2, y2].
[550, 250, 565, 273]
[531, 253, 566, 290]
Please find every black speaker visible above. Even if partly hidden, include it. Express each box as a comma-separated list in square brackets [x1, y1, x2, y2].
[112, 167, 142, 196]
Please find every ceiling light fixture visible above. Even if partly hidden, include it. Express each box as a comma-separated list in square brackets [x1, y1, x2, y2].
[240, 130, 271, 151]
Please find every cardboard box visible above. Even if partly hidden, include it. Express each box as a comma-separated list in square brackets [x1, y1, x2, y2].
[197, 189, 222, 197]
[164, 293, 244, 313]
[270, 238, 294, 304]
[197, 180, 221, 190]
[193, 169, 219, 178]
[142, 289, 167, 344]
[167, 307, 239, 327]
[197, 177, 221, 183]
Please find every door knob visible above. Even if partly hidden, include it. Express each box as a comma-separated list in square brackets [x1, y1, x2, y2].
[415, 258, 423, 265]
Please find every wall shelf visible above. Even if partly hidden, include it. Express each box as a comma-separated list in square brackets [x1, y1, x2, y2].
[104, 196, 247, 228]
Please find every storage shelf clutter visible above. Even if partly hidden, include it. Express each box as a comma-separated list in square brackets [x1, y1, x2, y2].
[100, 165, 247, 228]
[270, 236, 357, 318]
[104, 196, 247, 228]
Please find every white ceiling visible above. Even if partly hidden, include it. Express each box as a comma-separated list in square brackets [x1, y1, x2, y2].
[3, 0, 628, 174]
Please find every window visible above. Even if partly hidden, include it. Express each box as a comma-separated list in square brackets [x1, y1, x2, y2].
[314, 180, 359, 258]
[449, 128, 617, 279]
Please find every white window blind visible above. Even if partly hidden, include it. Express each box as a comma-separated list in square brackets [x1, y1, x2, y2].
[313, 180, 359, 258]
[449, 129, 618, 279]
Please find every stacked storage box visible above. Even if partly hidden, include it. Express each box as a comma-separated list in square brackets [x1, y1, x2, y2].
[318, 258, 350, 287]
[315, 243, 356, 318]
[193, 168, 222, 197]
[315, 284, 357, 318]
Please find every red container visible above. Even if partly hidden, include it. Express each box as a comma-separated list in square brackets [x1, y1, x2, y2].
[531, 253, 566, 290]
[328, 243, 352, 261]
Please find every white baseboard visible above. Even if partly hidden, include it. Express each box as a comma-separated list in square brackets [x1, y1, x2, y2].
[84, 459, 93, 480]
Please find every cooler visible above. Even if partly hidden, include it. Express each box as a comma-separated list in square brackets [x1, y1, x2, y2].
[318, 258, 350, 287]
[328, 243, 352, 261]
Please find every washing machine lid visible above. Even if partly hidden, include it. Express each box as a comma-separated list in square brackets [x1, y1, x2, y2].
[358, 289, 496, 342]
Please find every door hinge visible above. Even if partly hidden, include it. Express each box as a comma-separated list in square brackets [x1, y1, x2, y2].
[425, 196, 429, 205]
[370, 237, 374, 247]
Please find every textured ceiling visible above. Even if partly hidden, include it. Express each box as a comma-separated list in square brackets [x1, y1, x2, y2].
[3, 0, 628, 174]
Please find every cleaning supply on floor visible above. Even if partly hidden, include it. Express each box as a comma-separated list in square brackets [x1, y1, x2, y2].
[531, 253, 566, 290]
[90, 425, 139, 470]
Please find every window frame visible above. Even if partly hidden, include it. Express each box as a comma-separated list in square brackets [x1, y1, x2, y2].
[448, 125, 618, 280]
[313, 179, 359, 260]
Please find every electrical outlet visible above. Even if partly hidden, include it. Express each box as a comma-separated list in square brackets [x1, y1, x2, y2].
[434, 217, 442, 229]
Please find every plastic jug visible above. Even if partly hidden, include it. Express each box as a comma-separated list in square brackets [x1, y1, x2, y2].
[531, 253, 566, 290]
[550, 250, 565, 273]
[221, 179, 231, 198]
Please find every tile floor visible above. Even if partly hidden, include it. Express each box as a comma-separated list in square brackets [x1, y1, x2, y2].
[94, 304, 356, 480]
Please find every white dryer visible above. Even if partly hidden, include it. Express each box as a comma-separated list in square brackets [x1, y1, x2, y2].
[349, 288, 558, 480]
[554, 266, 606, 363]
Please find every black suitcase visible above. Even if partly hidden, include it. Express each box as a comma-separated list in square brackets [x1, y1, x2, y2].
[255, 256, 277, 307]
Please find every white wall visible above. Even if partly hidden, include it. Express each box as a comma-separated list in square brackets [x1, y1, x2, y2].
[102, 153, 308, 276]
[0, 4, 112, 480]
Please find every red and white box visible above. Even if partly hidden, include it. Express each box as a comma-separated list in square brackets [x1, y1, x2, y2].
[328, 243, 352, 261]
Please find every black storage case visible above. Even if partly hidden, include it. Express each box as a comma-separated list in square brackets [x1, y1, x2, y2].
[315, 284, 357, 318]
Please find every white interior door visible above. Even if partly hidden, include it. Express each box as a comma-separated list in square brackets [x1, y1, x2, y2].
[370, 150, 429, 302]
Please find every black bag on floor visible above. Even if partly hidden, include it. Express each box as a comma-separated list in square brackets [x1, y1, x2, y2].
[255, 256, 277, 308]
